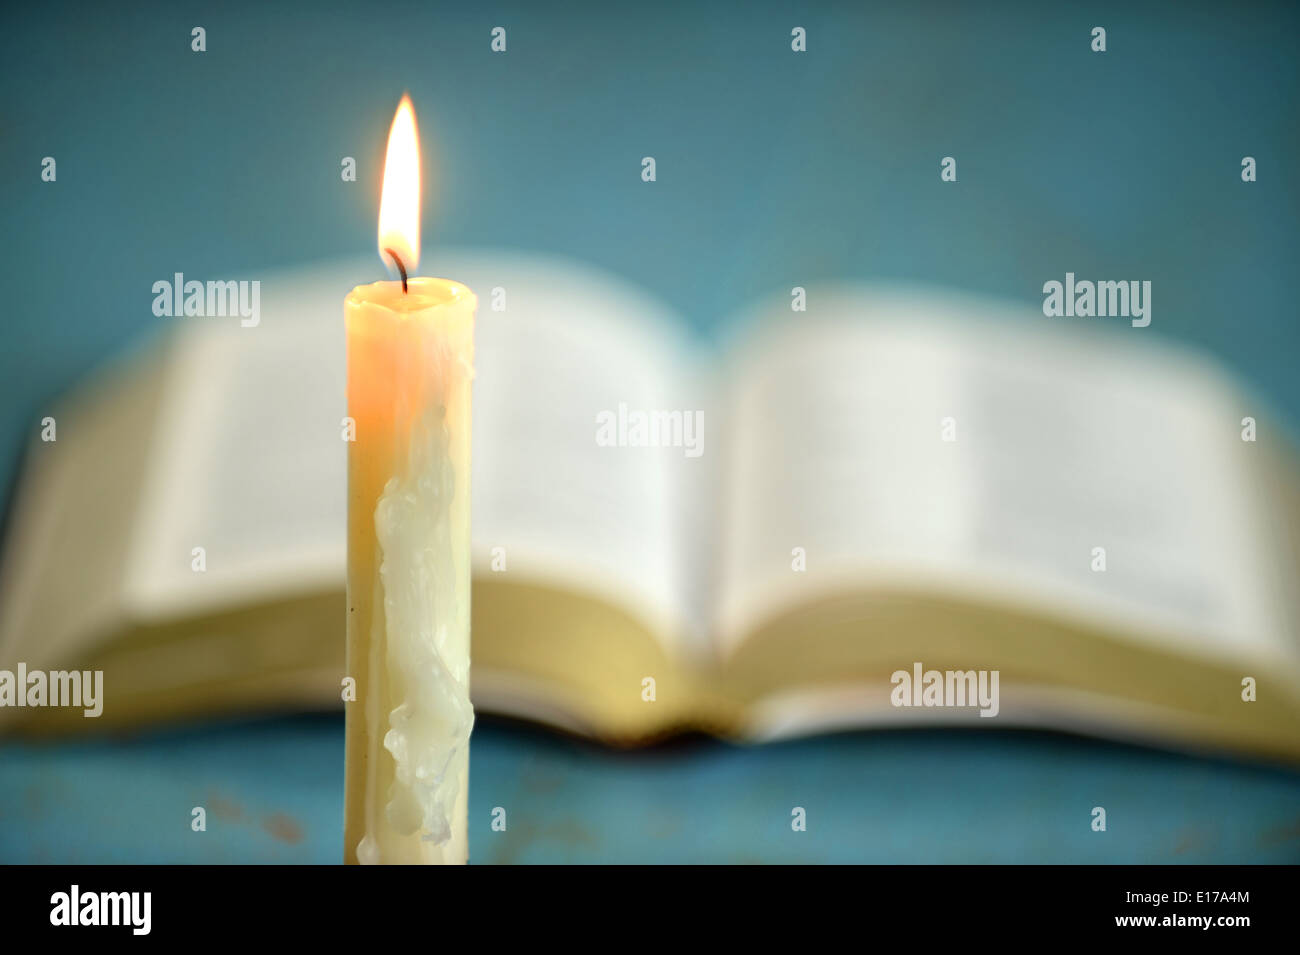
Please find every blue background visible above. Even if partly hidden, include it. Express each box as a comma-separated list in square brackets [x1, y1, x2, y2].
[2, 0, 1298, 862]
[5, 717, 1300, 864]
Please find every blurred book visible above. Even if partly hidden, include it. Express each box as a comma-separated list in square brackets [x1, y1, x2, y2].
[2, 250, 1299, 761]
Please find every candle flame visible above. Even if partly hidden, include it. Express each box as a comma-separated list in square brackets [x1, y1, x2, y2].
[378, 94, 420, 275]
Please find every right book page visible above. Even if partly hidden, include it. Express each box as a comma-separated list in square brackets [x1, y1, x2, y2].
[712, 285, 1300, 745]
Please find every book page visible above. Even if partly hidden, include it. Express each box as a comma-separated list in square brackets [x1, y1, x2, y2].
[123, 251, 709, 658]
[463, 252, 713, 653]
[714, 285, 1297, 672]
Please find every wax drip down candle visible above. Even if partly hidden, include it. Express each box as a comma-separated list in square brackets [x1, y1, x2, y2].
[343, 95, 476, 865]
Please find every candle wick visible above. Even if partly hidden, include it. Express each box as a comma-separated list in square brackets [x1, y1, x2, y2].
[384, 248, 409, 293]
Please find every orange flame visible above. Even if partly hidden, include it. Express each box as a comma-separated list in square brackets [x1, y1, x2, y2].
[378, 94, 421, 275]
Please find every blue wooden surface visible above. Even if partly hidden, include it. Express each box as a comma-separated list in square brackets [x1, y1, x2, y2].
[2, 716, 1298, 863]
[1, 1, 1299, 863]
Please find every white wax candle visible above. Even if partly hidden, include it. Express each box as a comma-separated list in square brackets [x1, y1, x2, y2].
[344, 277, 476, 864]
[343, 94, 475, 864]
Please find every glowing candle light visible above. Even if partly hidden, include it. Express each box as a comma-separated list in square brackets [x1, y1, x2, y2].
[343, 94, 475, 864]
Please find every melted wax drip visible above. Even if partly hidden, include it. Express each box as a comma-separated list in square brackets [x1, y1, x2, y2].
[374, 398, 473, 847]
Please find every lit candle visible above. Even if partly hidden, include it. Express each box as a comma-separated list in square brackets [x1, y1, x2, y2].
[344, 95, 475, 864]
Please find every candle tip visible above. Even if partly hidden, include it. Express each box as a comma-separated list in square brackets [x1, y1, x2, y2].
[384, 247, 409, 293]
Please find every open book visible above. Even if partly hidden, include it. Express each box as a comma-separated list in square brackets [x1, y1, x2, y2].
[3, 250, 1299, 761]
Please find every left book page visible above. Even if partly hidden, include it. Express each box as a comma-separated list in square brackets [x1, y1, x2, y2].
[0, 251, 710, 735]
